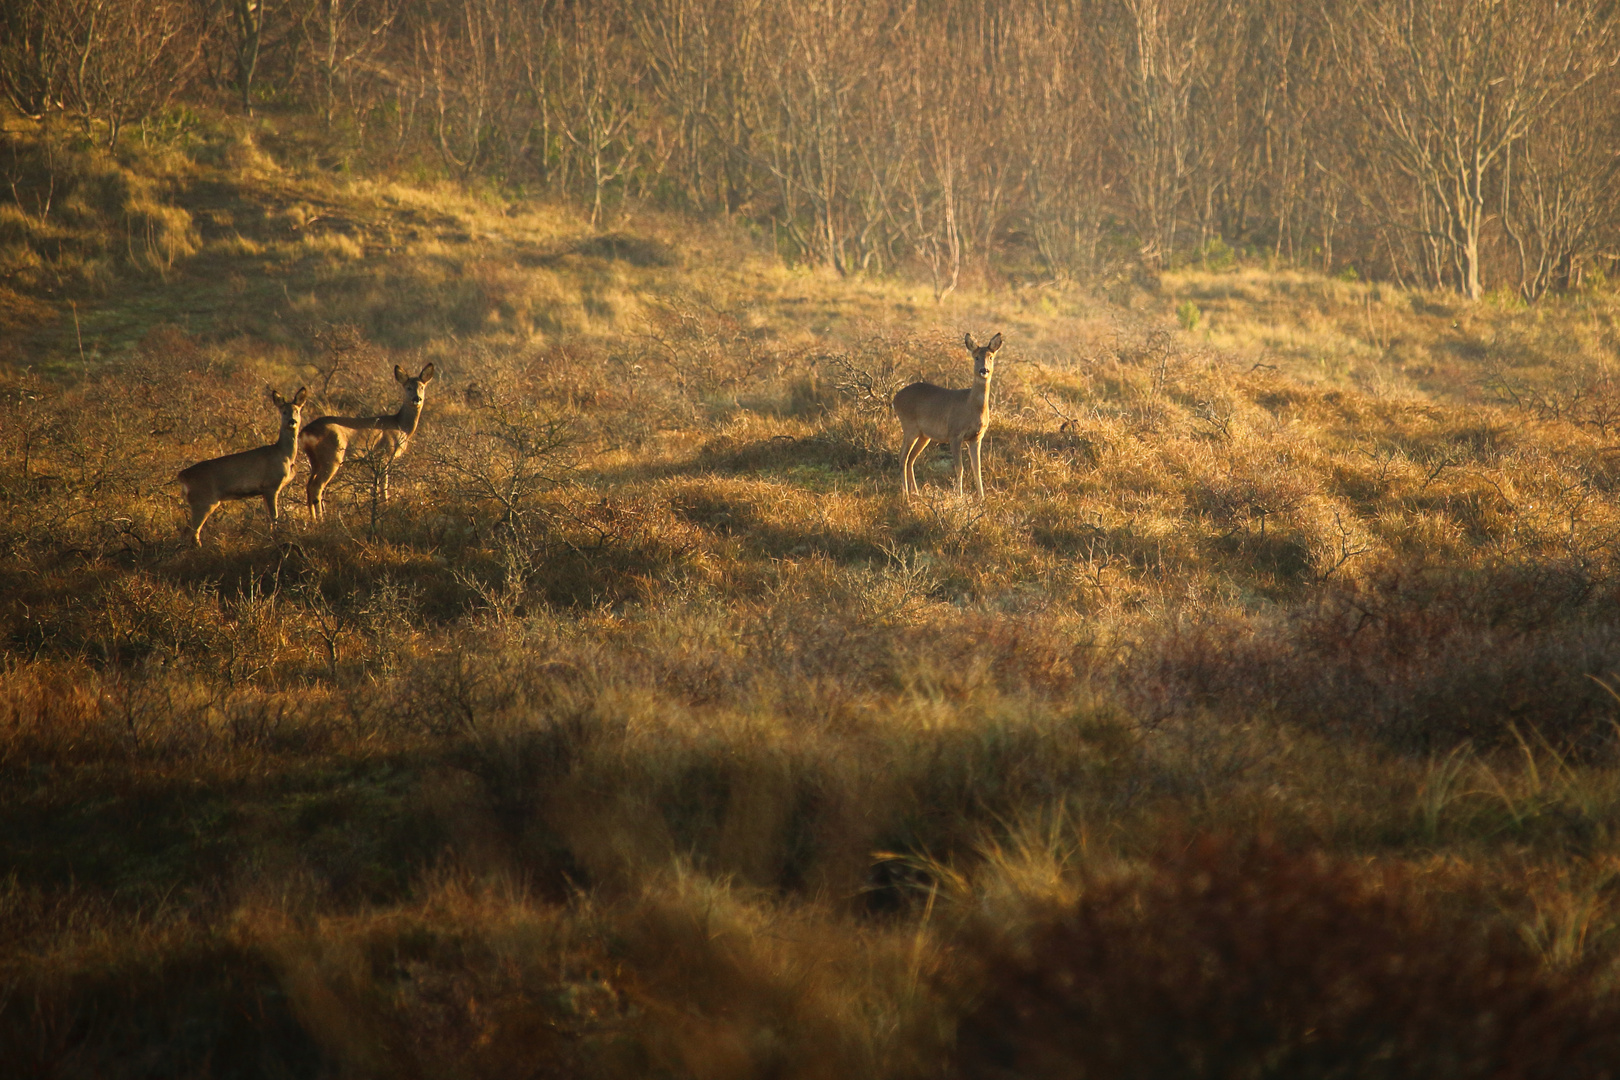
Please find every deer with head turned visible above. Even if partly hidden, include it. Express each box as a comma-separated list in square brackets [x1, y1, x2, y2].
[177, 386, 308, 546]
[893, 332, 1003, 499]
[299, 363, 436, 519]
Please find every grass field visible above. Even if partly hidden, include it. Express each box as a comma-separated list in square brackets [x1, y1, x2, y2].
[8, 107, 1620, 1077]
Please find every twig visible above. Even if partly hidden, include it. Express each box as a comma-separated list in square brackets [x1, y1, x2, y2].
[1034, 384, 1080, 432]
[71, 301, 86, 374]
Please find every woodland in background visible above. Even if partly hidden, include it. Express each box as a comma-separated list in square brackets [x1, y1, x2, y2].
[5, 0, 1620, 300]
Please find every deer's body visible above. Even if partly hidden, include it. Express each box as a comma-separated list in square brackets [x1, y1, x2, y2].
[177, 387, 308, 546]
[893, 332, 1003, 498]
[300, 363, 435, 519]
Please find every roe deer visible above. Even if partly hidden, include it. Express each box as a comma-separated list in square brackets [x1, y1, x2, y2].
[177, 386, 309, 546]
[299, 363, 436, 519]
[893, 332, 1003, 498]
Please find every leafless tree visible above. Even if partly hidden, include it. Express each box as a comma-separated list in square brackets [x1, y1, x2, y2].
[0, 0, 70, 117]
[1328, 0, 1619, 299]
[1093, 0, 1227, 269]
[217, 0, 305, 115]
[414, 0, 528, 178]
[1500, 69, 1620, 298]
[305, 0, 400, 129]
[10, 0, 1618, 300]
[748, 0, 885, 272]
[0, 0, 204, 144]
[554, 3, 645, 226]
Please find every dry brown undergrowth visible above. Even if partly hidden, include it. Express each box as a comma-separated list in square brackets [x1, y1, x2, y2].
[8, 125, 1620, 1078]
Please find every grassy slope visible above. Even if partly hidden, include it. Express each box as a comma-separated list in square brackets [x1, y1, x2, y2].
[7, 107, 1620, 1075]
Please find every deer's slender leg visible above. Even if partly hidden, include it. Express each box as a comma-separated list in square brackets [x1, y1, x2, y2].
[971, 437, 985, 498]
[188, 502, 214, 547]
[912, 436, 931, 495]
[903, 434, 929, 496]
[306, 449, 341, 520]
[900, 432, 916, 496]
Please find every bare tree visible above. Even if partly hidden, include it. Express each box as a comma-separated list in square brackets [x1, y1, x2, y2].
[749, 0, 880, 272]
[1500, 69, 1620, 298]
[630, 0, 730, 211]
[218, 0, 304, 115]
[554, 3, 645, 226]
[0, 0, 70, 117]
[13, 0, 1619, 302]
[1327, 0, 1619, 299]
[305, 0, 400, 129]
[2, 0, 204, 145]
[1094, 0, 1227, 269]
[1006, 2, 1119, 279]
[415, 0, 528, 179]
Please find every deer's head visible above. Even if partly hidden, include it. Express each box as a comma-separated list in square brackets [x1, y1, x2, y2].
[270, 386, 309, 431]
[965, 332, 1003, 380]
[396, 363, 437, 406]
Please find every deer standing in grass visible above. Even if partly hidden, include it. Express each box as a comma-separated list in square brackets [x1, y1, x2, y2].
[299, 363, 436, 519]
[894, 332, 1003, 499]
[177, 386, 309, 546]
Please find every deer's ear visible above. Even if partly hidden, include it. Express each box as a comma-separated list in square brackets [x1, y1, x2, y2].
[419, 363, 436, 383]
[269, 386, 285, 406]
[964, 332, 978, 351]
[986, 333, 1003, 353]
[293, 387, 309, 406]
[395, 364, 407, 383]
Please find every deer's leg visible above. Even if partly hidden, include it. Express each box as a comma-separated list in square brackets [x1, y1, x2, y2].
[951, 438, 965, 495]
[902, 433, 929, 496]
[306, 450, 340, 521]
[379, 435, 405, 502]
[971, 436, 985, 498]
[187, 499, 216, 547]
[263, 488, 280, 525]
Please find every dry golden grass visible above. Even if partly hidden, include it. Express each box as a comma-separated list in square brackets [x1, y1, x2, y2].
[7, 108, 1620, 1076]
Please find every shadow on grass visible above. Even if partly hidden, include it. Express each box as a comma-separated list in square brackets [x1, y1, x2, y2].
[517, 232, 677, 269]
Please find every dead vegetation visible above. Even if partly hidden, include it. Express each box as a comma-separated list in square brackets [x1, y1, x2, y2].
[9, 112, 1620, 1077]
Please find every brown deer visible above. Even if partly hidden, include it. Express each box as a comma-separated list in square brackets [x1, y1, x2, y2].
[299, 363, 436, 519]
[893, 332, 1003, 498]
[177, 386, 309, 546]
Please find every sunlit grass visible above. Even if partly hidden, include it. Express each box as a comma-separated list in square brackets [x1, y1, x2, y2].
[7, 107, 1620, 1075]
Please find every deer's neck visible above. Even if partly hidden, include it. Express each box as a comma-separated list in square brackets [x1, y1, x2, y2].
[276, 421, 299, 458]
[392, 399, 424, 436]
[969, 376, 992, 419]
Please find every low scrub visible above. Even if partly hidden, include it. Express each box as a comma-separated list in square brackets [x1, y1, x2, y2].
[9, 113, 1620, 1076]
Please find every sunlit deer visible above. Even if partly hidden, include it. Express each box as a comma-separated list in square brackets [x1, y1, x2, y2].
[177, 386, 309, 546]
[893, 332, 1003, 499]
[300, 363, 436, 519]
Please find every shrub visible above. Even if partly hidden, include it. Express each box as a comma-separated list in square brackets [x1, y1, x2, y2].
[952, 836, 1620, 1080]
[1176, 299, 1201, 332]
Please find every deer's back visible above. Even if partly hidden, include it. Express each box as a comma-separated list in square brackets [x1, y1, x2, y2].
[178, 443, 290, 497]
[302, 413, 391, 438]
[301, 414, 394, 455]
